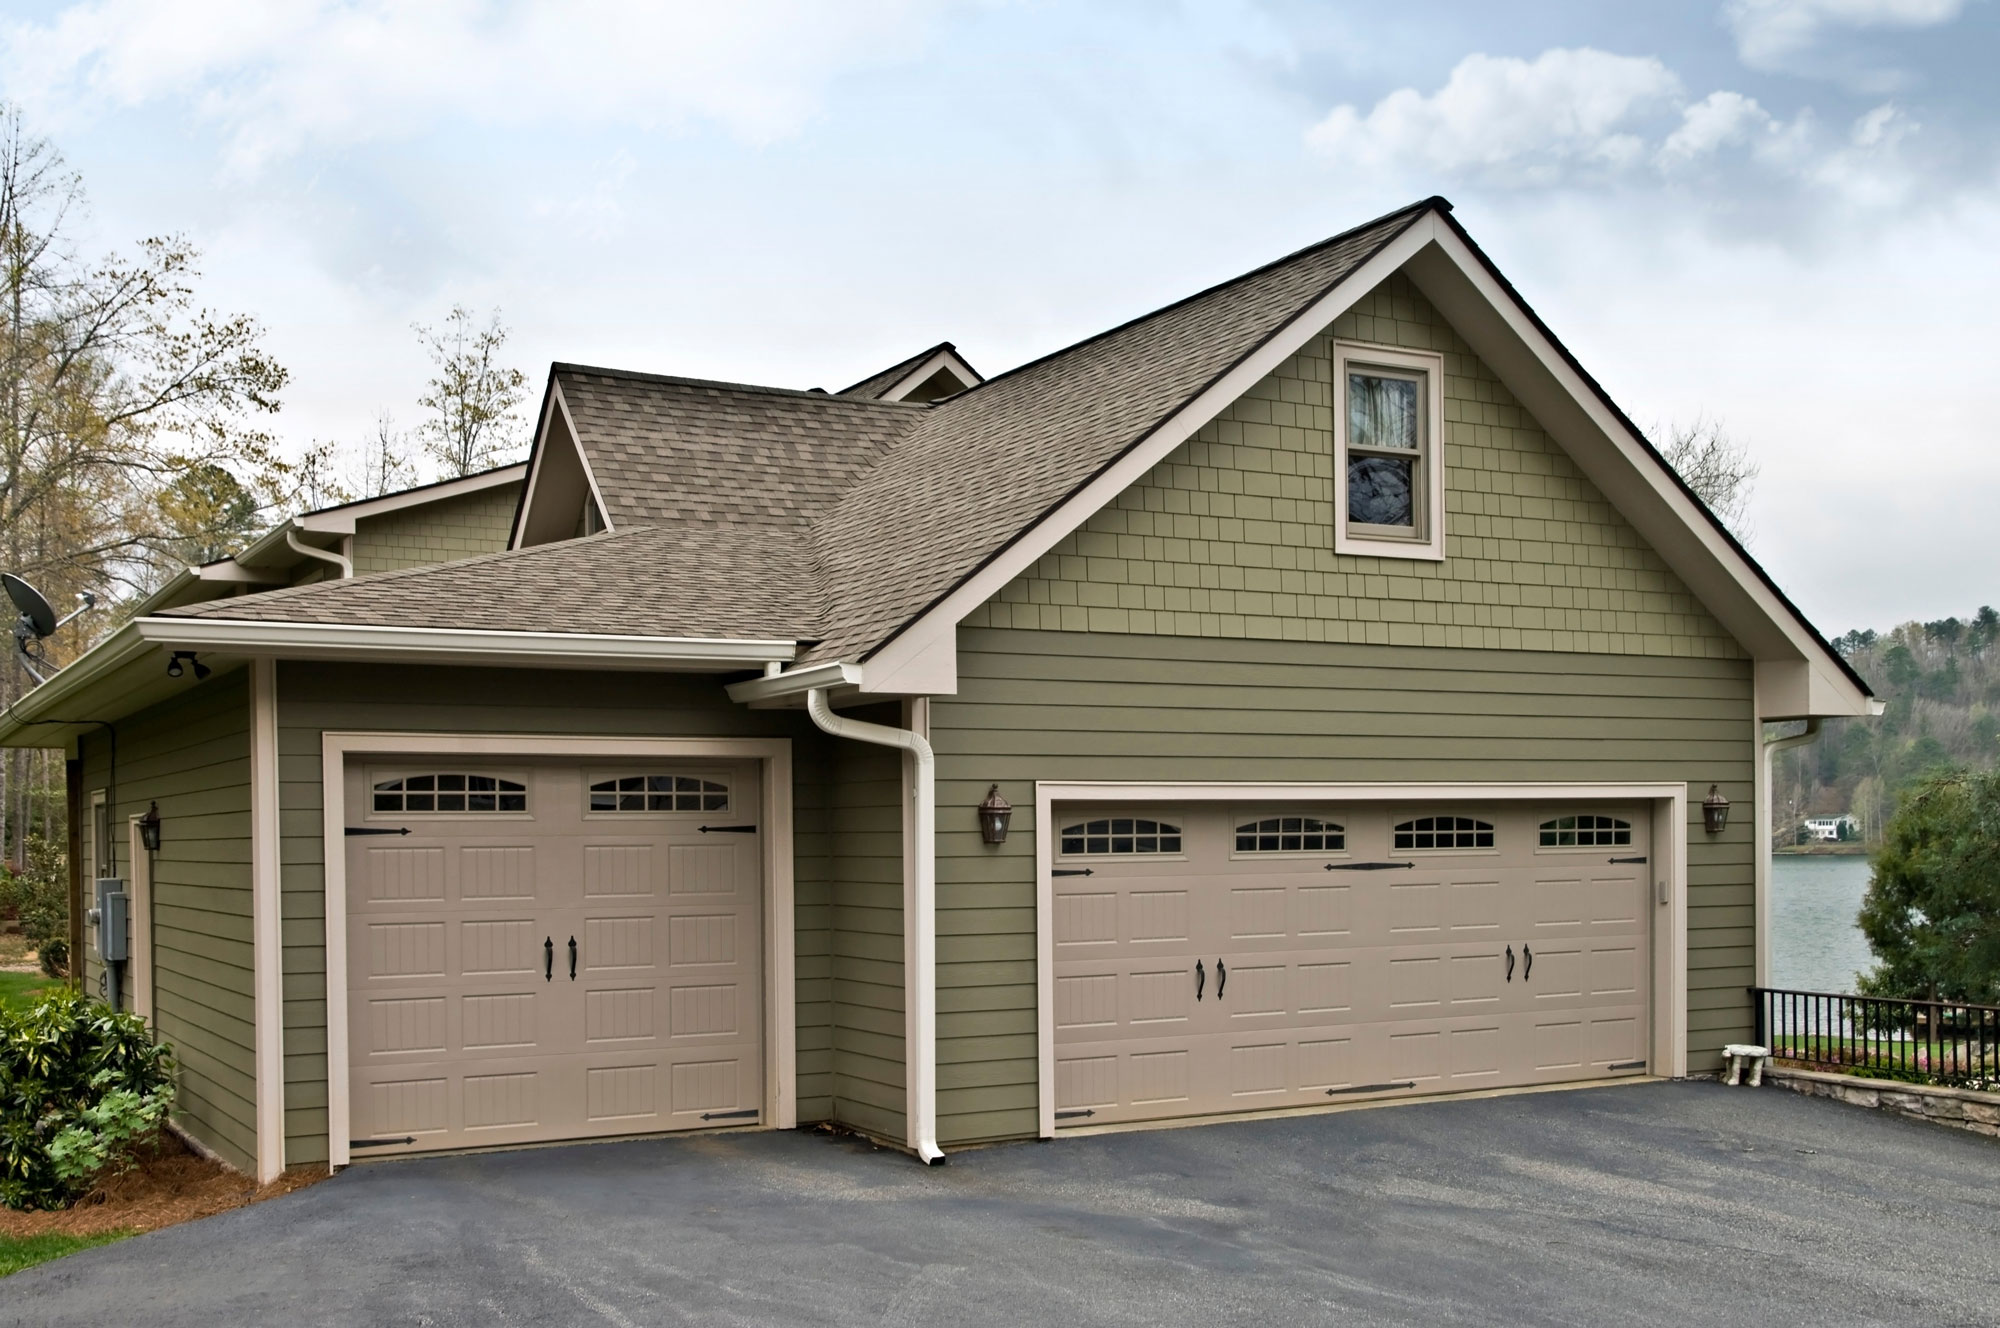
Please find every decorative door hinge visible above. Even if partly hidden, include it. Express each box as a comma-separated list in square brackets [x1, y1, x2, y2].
[345, 826, 411, 837]
[699, 824, 757, 834]
[1054, 1109, 1095, 1120]
[700, 1108, 759, 1121]
[1326, 1081, 1416, 1096]
[1326, 861, 1414, 871]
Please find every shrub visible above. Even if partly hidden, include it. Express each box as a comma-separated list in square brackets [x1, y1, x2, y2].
[0, 834, 71, 978]
[1859, 769, 2000, 1005]
[0, 989, 174, 1210]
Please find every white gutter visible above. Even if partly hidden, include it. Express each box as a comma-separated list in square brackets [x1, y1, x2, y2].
[804, 686, 943, 1165]
[725, 660, 862, 705]
[1757, 718, 1823, 987]
[286, 528, 353, 578]
[132, 617, 797, 668]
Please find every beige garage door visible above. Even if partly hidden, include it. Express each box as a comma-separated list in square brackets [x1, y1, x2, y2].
[346, 759, 763, 1155]
[1053, 803, 1650, 1127]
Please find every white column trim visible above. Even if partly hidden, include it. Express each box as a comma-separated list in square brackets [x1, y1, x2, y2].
[125, 815, 153, 1025]
[250, 658, 286, 1183]
[320, 731, 797, 1169]
[1033, 780, 1690, 1138]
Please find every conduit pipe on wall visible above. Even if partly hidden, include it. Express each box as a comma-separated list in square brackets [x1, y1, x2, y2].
[805, 687, 944, 1164]
[286, 527, 353, 578]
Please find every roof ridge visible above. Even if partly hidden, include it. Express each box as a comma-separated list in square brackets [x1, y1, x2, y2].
[554, 362, 929, 408]
[927, 197, 1447, 408]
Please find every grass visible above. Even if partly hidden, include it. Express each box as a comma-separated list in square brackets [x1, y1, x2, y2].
[0, 1229, 134, 1277]
[0, 970, 58, 1013]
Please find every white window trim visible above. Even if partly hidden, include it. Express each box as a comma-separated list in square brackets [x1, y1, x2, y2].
[320, 732, 797, 1169]
[1333, 341, 1447, 562]
[1034, 781, 1688, 1139]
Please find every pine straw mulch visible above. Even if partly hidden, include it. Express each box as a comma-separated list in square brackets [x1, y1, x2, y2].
[0, 1134, 327, 1239]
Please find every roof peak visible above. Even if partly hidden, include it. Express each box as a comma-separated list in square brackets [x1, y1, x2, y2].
[553, 362, 928, 408]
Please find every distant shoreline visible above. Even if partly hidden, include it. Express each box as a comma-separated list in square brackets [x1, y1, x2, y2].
[1773, 844, 1871, 857]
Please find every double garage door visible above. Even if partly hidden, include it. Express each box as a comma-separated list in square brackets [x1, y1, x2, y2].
[345, 759, 764, 1155]
[1053, 802, 1652, 1127]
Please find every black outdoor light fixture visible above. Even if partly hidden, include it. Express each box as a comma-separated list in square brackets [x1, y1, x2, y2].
[138, 801, 162, 852]
[1702, 784, 1731, 835]
[977, 784, 1013, 845]
[165, 651, 211, 681]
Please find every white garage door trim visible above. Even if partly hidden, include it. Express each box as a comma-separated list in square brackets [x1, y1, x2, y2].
[322, 732, 796, 1168]
[1034, 781, 1688, 1139]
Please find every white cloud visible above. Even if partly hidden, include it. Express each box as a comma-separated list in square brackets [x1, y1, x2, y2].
[1724, 0, 1965, 69]
[0, 0, 938, 169]
[1306, 49, 1681, 185]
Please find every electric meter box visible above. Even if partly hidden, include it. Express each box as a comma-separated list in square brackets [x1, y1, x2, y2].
[93, 878, 128, 963]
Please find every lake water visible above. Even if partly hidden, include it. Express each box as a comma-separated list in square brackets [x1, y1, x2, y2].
[1769, 854, 1876, 993]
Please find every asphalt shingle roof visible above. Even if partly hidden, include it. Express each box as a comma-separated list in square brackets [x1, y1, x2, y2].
[836, 342, 960, 399]
[167, 200, 1433, 655]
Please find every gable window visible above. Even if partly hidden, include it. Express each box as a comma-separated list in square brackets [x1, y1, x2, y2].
[1334, 342, 1446, 562]
[1394, 815, 1494, 850]
[374, 774, 527, 814]
[589, 775, 729, 813]
[1059, 817, 1182, 856]
[1235, 816, 1344, 854]
[1539, 814, 1632, 848]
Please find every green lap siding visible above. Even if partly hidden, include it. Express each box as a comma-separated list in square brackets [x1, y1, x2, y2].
[271, 662, 836, 1164]
[348, 482, 522, 575]
[77, 671, 257, 1172]
[931, 630, 1756, 1145]
[826, 707, 907, 1144]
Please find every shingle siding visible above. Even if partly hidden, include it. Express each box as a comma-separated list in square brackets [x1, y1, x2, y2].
[349, 483, 521, 575]
[966, 274, 1743, 661]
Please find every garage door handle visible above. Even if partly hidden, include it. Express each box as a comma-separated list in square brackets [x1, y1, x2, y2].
[1326, 861, 1413, 871]
[1215, 959, 1226, 1001]
[544, 936, 554, 982]
[1609, 856, 1647, 864]
[1505, 945, 1515, 982]
[568, 935, 577, 981]
[1194, 960, 1205, 1002]
[1523, 944, 1533, 982]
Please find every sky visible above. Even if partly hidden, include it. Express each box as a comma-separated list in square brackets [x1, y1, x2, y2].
[0, 0, 1995, 635]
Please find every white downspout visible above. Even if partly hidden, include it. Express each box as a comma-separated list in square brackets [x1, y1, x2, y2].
[805, 687, 944, 1164]
[1757, 718, 1822, 986]
[286, 526, 353, 578]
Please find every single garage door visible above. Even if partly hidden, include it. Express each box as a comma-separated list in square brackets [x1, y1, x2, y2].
[1053, 803, 1650, 1127]
[346, 759, 764, 1155]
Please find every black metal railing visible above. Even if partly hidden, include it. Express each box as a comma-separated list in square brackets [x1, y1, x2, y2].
[1750, 986, 2000, 1087]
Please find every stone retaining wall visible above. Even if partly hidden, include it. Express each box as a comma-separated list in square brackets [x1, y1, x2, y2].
[1764, 1066, 2000, 1138]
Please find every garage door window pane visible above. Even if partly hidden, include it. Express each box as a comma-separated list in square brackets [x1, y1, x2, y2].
[1235, 816, 1345, 853]
[1059, 817, 1182, 855]
[589, 775, 730, 813]
[374, 774, 527, 814]
[1538, 814, 1631, 847]
[1393, 815, 1494, 850]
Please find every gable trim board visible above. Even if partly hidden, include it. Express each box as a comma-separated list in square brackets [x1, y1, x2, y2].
[512, 383, 615, 548]
[319, 731, 798, 1170]
[858, 345, 984, 403]
[853, 207, 1869, 718]
[1031, 779, 1689, 1139]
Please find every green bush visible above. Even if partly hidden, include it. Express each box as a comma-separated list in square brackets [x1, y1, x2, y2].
[0, 989, 174, 1211]
[1859, 768, 2000, 1005]
[0, 835, 71, 978]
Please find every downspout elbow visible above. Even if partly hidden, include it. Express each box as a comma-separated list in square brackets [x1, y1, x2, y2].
[286, 527, 353, 579]
[804, 688, 944, 1165]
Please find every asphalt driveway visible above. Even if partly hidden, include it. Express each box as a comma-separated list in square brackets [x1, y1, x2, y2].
[12, 1081, 2000, 1327]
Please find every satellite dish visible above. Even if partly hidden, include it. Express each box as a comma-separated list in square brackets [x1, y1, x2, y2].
[2, 574, 56, 639]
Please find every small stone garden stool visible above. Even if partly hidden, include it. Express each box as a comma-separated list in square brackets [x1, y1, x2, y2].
[1722, 1043, 1770, 1086]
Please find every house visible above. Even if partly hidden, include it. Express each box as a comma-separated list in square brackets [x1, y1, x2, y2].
[1802, 816, 1857, 841]
[0, 197, 1877, 1183]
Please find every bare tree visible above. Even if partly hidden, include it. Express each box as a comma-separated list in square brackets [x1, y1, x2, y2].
[352, 408, 418, 498]
[414, 306, 528, 478]
[1660, 415, 1759, 541]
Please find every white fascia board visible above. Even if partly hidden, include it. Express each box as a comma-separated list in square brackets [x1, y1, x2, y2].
[862, 213, 1446, 693]
[133, 617, 796, 670]
[725, 660, 863, 705]
[296, 462, 528, 534]
[510, 384, 566, 549]
[881, 347, 982, 402]
[554, 387, 614, 534]
[0, 622, 155, 740]
[1403, 229, 1873, 719]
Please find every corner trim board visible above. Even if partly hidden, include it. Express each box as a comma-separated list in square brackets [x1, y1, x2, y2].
[319, 731, 797, 1169]
[1032, 780, 1689, 1139]
[250, 658, 286, 1184]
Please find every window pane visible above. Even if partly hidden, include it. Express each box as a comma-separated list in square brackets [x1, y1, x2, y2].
[1349, 374, 1418, 449]
[374, 793, 399, 812]
[1348, 455, 1415, 527]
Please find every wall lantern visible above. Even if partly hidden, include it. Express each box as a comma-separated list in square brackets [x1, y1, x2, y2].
[1702, 784, 1730, 835]
[977, 785, 1013, 845]
[139, 801, 163, 852]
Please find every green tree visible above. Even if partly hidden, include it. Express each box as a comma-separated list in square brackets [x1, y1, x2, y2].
[1857, 769, 2000, 1004]
[414, 305, 528, 478]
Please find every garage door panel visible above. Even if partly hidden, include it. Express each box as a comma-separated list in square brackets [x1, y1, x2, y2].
[348, 758, 763, 1156]
[1053, 801, 1651, 1128]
